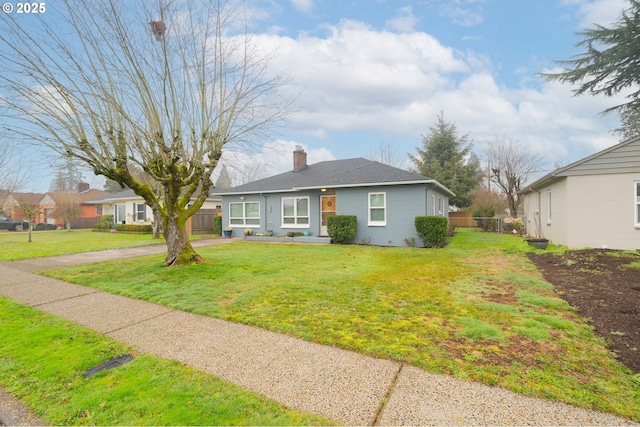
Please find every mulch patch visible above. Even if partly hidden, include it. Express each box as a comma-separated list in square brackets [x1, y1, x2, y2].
[527, 249, 640, 373]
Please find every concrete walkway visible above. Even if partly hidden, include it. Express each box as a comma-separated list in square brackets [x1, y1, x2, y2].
[0, 240, 636, 426]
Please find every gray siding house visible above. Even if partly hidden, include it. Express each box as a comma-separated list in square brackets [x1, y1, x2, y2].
[520, 136, 640, 250]
[214, 147, 454, 246]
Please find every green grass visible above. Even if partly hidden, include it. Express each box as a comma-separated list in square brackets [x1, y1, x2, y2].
[0, 230, 168, 261]
[39, 228, 640, 421]
[0, 297, 329, 426]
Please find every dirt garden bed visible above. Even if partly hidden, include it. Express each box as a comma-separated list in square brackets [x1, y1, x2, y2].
[528, 249, 640, 373]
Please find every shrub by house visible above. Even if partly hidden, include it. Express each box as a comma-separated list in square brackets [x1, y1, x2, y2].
[327, 215, 357, 244]
[415, 216, 448, 248]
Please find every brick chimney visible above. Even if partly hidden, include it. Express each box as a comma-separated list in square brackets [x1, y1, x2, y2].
[77, 182, 90, 193]
[293, 145, 307, 171]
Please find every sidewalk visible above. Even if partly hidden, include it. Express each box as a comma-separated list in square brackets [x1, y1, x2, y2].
[0, 240, 636, 426]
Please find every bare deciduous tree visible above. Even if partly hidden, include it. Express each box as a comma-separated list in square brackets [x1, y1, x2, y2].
[484, 136, 545, 218]
[15, 197, 41, 243]
[0, 0, 290, 265]
[228, 160, 269, 186]
[52, 193, 82, 231]
[369, 141, 402, 167]
[0, 140, 26, 209]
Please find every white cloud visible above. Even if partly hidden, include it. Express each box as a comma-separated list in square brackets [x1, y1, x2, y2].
[240, 8, 626, 183]
[564, 0, 628, 28]
[290, 0, 314, 14]
[437, 1, 486, 27]
[259, 19, 468, 133]
[385, 6, 419, 33]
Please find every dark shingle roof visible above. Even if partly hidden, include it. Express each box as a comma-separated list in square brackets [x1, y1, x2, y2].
[86, 187, 220, 204]
[215, 158, 455, 196]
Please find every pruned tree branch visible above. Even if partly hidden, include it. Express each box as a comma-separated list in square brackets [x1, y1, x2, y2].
[0, 0, 292, 265]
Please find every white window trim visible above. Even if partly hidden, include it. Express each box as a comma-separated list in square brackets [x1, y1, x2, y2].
[135, 203, 146, 222]
[229, 201, 261, 228]
[368, 192, 386, 226]
[635, 181, 640, 228]
[546, 189, 552, 225]
[281, 196, 310, 229]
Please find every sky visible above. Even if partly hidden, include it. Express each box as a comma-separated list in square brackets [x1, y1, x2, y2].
[9, 0, 634, 192]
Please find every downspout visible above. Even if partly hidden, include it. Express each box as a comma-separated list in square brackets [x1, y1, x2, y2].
[261, 193, 268, 233]
[529, 189, 543, 239]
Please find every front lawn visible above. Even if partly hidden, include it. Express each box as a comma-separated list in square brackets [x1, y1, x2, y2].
[0, 230, 167, 261]
[41, 229, 640, 421]
[0, 297, 329, 425]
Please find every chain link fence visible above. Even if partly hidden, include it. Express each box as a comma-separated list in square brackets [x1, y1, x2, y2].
[449, 212, 522, 234]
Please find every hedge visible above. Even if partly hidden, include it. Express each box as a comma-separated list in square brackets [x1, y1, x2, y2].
[327, 215, 357, 244]
[212, 215, 222, 236]
[114, 224, 153, 233]
[415, 216, 448, 248]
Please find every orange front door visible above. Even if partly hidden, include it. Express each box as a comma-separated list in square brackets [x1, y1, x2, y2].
[320, 195, 336, 236]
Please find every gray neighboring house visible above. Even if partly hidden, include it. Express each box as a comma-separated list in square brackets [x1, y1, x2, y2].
[214, 147, 454, 246]
[520, 136, 640, 250]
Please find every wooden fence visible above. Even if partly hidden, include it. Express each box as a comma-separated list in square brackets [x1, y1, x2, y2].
[449, 212, 476, 227]
[190, 209, 219, 234]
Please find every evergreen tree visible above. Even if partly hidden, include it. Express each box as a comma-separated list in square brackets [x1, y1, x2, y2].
[612, 104, 640, 140]
[103, 178, 124, 193]
[50, 156, 84, 192]
[409, 112, 481, 209]
[542, 0, 640, 114]
[215, 165, 233, 189]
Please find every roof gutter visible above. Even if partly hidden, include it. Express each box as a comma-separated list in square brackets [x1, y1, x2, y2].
[215, 180, 456, 197]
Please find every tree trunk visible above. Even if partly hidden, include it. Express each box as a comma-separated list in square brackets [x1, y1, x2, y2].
[151, 206, 163, 239]
[164, 212, 203, 266]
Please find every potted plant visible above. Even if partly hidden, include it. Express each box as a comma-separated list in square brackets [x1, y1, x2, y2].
[526, 238, 549, 249]
[223, 227, 233, 238]
[244, 228, 254, 238]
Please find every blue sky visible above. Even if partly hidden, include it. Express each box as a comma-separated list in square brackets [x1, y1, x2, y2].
[12, 0, 633, 191]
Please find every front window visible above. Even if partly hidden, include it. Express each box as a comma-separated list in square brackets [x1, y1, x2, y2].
[135, 204, 146, 221]
[282, 197, 309, 227]
[229, 201, 260, 227]
[369, 192, 386, 226]
[635, 182, 640, 227]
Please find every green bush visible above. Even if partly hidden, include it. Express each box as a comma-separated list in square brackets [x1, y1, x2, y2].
[327, 215, 357, 244]
[212, 215, 222, 236]
[472, 206, 496, 231]
[114, 223, 152, 233]
[93, 214, 114, 231]
[415, 216, 448, 248]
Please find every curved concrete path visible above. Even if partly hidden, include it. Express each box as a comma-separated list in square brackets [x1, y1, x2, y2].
[0, 239, 636, 426]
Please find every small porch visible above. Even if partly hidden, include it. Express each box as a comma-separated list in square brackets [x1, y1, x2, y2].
[246, 235, 331, 244]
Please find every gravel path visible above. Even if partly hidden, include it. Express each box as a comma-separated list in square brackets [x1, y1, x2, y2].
[0, 241, 637, 426]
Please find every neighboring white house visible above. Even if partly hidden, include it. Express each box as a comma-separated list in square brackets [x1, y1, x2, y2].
[86, 189, 222, 234]
[520, 136, 640, 250]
